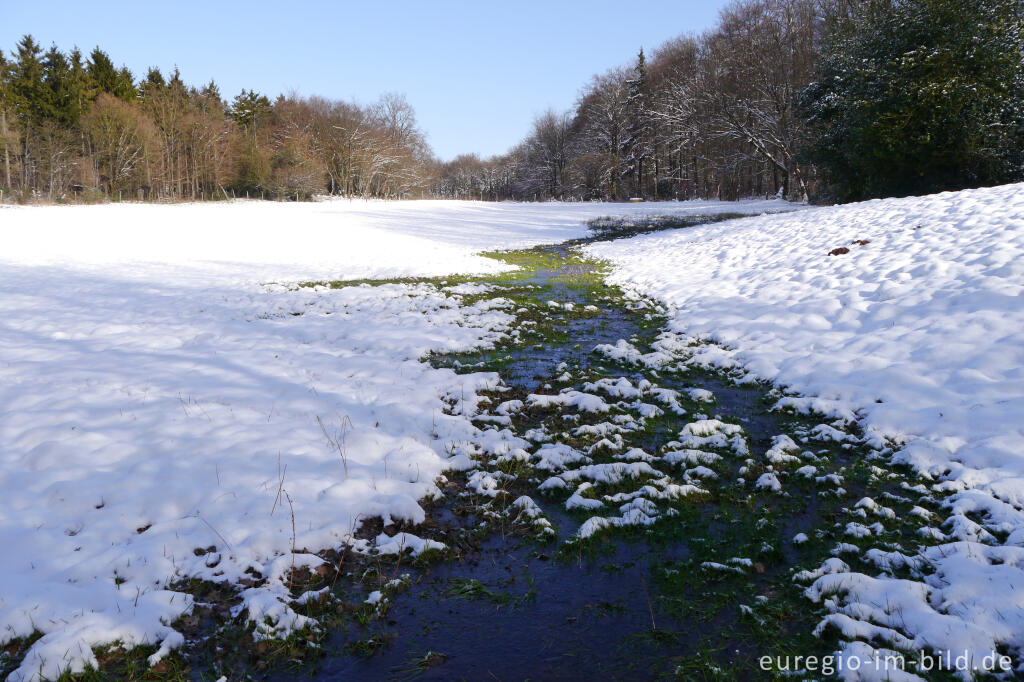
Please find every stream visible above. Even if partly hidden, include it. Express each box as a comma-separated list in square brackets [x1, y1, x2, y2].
[229, 226, 942, 681]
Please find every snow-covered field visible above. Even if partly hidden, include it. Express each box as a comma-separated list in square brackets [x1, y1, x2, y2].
[6, 188, 1021, 680]
[587, 183, 1024, 678]
[0, 197, 784, 681]
[0, 197, 788, 285]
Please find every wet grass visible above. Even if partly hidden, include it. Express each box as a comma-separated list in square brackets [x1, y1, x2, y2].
[410, 241, 956, 679]
[445, 578, 511, 604]
[50, 647, 192, 682]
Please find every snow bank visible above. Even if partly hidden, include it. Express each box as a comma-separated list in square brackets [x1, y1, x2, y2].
[586, 183, 1024, 672]
[588, 184, 1024, 501]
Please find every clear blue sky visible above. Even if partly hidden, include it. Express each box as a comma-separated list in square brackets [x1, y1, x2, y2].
[1, 0, 733, 160]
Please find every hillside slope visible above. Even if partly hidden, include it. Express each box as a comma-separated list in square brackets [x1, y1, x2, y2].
[587, 183, 1024, 676]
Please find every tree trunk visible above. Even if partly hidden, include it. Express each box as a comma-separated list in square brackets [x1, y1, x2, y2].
[0, 108, 10, 189]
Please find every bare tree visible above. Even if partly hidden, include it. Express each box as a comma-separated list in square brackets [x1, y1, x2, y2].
[82, 93, 152, 195]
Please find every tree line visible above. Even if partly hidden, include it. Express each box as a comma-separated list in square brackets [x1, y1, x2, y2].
[2, 0, 1021, 205]
[0, 36, 435, 202]
[435, 0, 1024, 203]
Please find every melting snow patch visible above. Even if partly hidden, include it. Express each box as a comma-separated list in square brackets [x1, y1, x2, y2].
[576, 507, 658, 539]
[558, 461, 660, 486]
[566, 483, 605, 511]
[765, 435, 802, 465]
[661, 449, 722, 466]
[527, 391, 611, 413]
[532, 443, 592, 472]
[374, 532, 446, 557]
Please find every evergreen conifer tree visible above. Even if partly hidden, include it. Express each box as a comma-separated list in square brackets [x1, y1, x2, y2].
[87, 47, 118, 96]
[68, 48, 94, 123]
[0, 48, 11, 189]
[10, 36, 47, 128]
[623, 48, 651, 198]
[42, 45, 76, 125]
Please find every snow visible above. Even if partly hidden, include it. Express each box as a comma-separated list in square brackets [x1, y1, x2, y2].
[559, 462, 661, 486]
[661, 449, 722, 466]
[8, 186, 1023, 676]
[510, 496, 555, 537]
[673, 419, 748, 455]
[755, 473, 783, 492]
[372, 532, 445, 556]
[0, 197, 787, 285]
[0, 197, 778, 680]
[527, 390, 611, 413]
[532, 443, 591, 472]
[765, 435, 802, 465]
[586, 183, 1024, 675]
[0, 273, 507, 679]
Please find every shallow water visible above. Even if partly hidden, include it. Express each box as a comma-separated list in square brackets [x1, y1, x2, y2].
[294, 241, 816, 680]
[312, 536, 691, 680]
[300, 245, 691, 679]
[437, 242, 649, 392]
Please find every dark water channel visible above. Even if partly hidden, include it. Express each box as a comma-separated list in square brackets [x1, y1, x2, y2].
[287, 239, 819, 681]
[306, 246, 693, 680]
